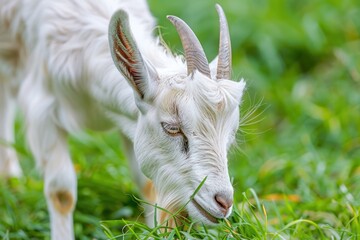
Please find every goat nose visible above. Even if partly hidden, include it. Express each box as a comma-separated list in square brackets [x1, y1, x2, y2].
[215, 193, 233, 216]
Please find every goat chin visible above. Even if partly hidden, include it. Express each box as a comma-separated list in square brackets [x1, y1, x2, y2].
[0, 0, 245, 238]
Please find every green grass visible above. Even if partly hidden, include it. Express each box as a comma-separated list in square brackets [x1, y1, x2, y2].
[1, 0, 360, 239]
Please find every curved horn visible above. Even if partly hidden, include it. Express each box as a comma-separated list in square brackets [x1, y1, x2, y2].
[216, 4, 232, 79]
[167, 15, 211, 78]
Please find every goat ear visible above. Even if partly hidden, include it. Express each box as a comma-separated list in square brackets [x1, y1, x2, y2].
[109, 10, 158, 101]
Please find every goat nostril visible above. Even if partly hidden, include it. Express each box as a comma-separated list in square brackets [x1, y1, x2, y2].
[215, 194, 233, 215]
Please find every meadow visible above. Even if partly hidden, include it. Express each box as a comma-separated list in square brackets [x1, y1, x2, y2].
[1, 0, 359, 239]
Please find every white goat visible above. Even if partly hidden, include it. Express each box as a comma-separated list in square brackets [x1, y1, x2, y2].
[0, 0, 246, 238]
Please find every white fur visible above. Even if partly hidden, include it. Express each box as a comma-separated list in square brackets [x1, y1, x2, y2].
[0, 0, 246, 238]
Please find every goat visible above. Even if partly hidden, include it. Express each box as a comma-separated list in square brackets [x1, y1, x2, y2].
[0, 0, 246, 239]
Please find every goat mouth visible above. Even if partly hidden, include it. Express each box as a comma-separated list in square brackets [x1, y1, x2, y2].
[191, 199, 219, 224]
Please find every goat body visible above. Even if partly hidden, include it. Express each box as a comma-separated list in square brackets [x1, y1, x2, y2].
[0, 0, 246, 239]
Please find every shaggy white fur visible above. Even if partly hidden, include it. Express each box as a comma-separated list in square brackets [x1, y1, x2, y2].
[0, 0, 245, 239]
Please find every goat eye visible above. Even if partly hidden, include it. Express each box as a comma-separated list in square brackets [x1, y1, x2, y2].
[161, 122, 181, 136]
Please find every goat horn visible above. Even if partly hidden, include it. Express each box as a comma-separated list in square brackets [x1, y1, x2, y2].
[216, 4, 232, 80]
[167, 15, 211, 78]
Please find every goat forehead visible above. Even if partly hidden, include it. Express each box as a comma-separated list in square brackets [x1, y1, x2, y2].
[158, 74, 242, 116]
[156, 82, 240, 133]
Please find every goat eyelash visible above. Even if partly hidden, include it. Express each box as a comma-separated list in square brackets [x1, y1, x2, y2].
[161, 122, 189, 154]
[161, 122, 182, 136]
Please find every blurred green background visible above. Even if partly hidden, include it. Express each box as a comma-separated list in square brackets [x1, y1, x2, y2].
[1, 0, 359, 239]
